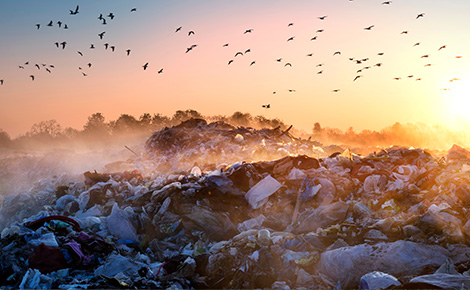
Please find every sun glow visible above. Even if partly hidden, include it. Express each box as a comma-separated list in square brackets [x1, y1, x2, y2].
[444, 77, 470, 129]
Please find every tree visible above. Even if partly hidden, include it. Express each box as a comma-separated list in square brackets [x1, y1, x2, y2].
[139, 113, 152, 130]
[229, 111, 252, 127]
[172, 109, 203, 124]
[0, 129, 11, 148]
[111, 114, 140, 135]
[83, 113, 109, 134]
[27, 120, 62, 138]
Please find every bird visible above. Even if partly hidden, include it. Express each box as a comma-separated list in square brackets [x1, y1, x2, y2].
[250, 61, 256, 66]
[245, 48, 251, 53]
[107, 13, 115, 20]
[30, 75, 35, 81]
[288, 23, 294, 27]
[186, 46, 194, 53]
[36, 24, 40, 30]
[318, 16, 327, 20]
[130, 8, 137, 12]
[64, 24, 68, 29]
[276, 58, 282, 62]
[332, 89, 340, 93]
[70, 5, 79, 15]
[49, 65, 55, 68]
[438, 45, 446, 51]
[413, 42, 421, 46]
[102, 18, 107, 25]
[353, 75, 362, 81]
[98, 32, 106, 39]
[47, 20, 53, 27]
[158, 68, 163, 74]
[104, 43, 109, 50]
[223, 43, 229, 47]
[35, 64, 40, 70]
[310, 36, 317, 41]
[288, 89, 296, 93]
[19, 66, 24, 69]
[110, 46, 115, 52]
[98, 14, 104, 20]
[450, 78, 460, 82]
[0, 80, 3, 85]
[126, 49, 131, 56]
[57, 21, 62, 28]
[401, 31, 408, 34]
[188, 31, 195, 36]
[316, 29, 324, 33]
[407, 75, 414, 78]
[421, 54, 429, 58]
[317, 70, 323, 74]
[393, 77, 401, 80]
[377, 52, 384, 55]
[244, 29, 253, 34]
[234, 52, 243, 57]
[78, 66, 82, 70]
[287, 36, 295, 41]
[55, 42, 59, 48]
[60, 41, 67, 49]
[316, 63, 323, 67]
[90, 44, 95, 49]
[456, 56, 463, 58]
[284, 63, 292, 67]
[357, 69, 362, 73]
[364, 25, 374, 30]
[382, 1, 392, 4]
[78, 51, 83, 56]
[175, 26, 182, 32]
[262, 104, 271, 108]
[272, 91, 276, 94]
[25, 61, 29, 65]
[333, 51, 341, 55]
[228, 60, 234, 65]
[375, 63, 383, 67]
[82, 72, 87, 77]
[306, 53, 313, 57]
[416, 78, 422, 81]
[416, 13, 425, 19]
[87, 63, 92, 68]
[143, 63, 149, 70]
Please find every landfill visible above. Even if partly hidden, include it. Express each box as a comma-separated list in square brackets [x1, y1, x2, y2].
[3, 118, 470, 289]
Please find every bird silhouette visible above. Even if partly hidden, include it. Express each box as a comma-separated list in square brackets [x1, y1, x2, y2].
[47, 20, 53, 27]
[175, 26, 182, 32]
[25, 61, 29, 65]
[407, 75, 414, 78]
[130, 8, 137, 12]
[35, 64, 40, 70]
[60, 41, 67, 49]
[234, 52, 243, 57]
[98, 14, 104, 20]
[316, 29, 324, 33]
[70, 5, 79, 15]
[107, 13, 115, 20]
[49, 65, 55, 68]
[143, 63, 149, 70]
[90, 44, 95, 49]
[78, 51, 83, 56]
[364, 25, 374, 30]
[332, 89, 340, 92]
[377, 52, 384, 55]
[244, 29, 253, 34]
[416, 13, 425, 19]
[456, 56, 463, 58]
[57, 21, 62, 28]
[353, 75, 362, 81]
[104, 43, 109, 50]
[36, 24, 40, 29]
[64, 24, 68, 29]
[333, 51, 341, 55]
[126, 49, 131, 56]
[316, 63, 323, 67]
[276, 58, 282, 62]
[306, 53, 313, 57]
[262, 104, 271, 108]
[82, 72, 87, 77]
[102, 18, 107, 25]
[438, 45, 446, 51]
[30, 75, 35, 81]
[245, 48, 251, 53]
[317, 70, 323, 74]
[250, 61, 256, 66]
[228, 60, 234, 65]
[310, 36, 317, 41]
[401, 31, 408, 34]
[55, 42, 59, 48]
[88, 63, 92, 68]
[284, 63, 292, 67]
[288, 89, 296, 93]
[382, 1, 392, 4]
[188, 31, 195, 36]
[416, 78, 422, 81]
[318, 16, 327, 20]
[110, 46, 115, 52]
[158, 68, 163, 74]
[393, 77, 401, 80]
[287, 36, 295, 41]
[421, 54, 429, 58]
[450, 78, 460, 82]
[98, 32, 106, 39]
[0, 80, 3, 85]
[357, 69, 362, 73]
[375, 63, 383, 67]
[223, 43, 229, 47]
[413, 42, 421, 46]
[19, 66, 24, 69]
[288, 23, 294, 27]
[186, 46, 194, 53]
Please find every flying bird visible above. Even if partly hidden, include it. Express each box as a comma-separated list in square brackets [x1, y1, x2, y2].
[438, 45, 446, 51]
[316, 29, 324, 33]
[55, 42, 59, 48]
[47, 20, 53, 27]
[64, 24, 68, 29]
[353, 75, 362, 81]
[126, 49, 131, 56]
[228, 60, 234, 65]
[250, 61, 256, 66]
[0, 80, 3, 85]
[78, 51, 83, 56]
[262, 104, 271, 108]
[57, 21, 62, 28]
[188, 31, 195, 36]
[130, 8, 137, 12]
[288, 89, 296, 93]
[36, 24, 40, 29]
[416, 78, 422, 81]
[98, 32, 106, 39]
[284, 63, 292, 67]
[288, 23, 294, 27]
[82, 72, 87, 77]
[450, 78, 460, 82]
[87, 63, 92, 68]
[332, 89, 340, 93]
[393, 77, 401, 80]
[102, 18, 107, 25]
[244, 29, 253, 34]
[416, 13, 425, 19]
[98, 14, 104, 20]
[318, 16, 327, 20]
[70, 5, 79, 15]
[316, 63, 323, 67]
[276, 58, 282, 62]
[377, 52, 384, 55]
[421, 54, 429, 58]
[175, 26, 182, 32]
[364, 25, 374, 30]
[401, 31, 408, 34]
[317, 70, 323, 74]
[456, 56, 463, 58]
[310, 36, 317, 41]
[407, 75, 414, 78]
[19, 66, 24, 69]
[234, 52, 243, 57]
[49, 65, 55, 68]
[245, 48, 251, 53]
[424, 63, 432, 67]
[333, 51, 341, 55]
[30, 75, 35, 81]
[287, 36, 295, 41]
[60, 41, 67, 49]
[104, 43, 109, 50]
[223, 43, 229, 47]
[107, 13, 115, 20]
[382, 1, 392, 4]
[90, 44, 95, 49]
[413, 42, 421, 46]
[110, 46, 115, 52]
[158, 68, 163, 74]
[375, 63, 383, 67]
[35, 64, 40, 70]
[143, 63, 149, 70]
[306, 53, 313, 57]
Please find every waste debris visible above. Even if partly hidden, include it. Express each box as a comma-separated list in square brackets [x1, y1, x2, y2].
[3, 119, 470, 288]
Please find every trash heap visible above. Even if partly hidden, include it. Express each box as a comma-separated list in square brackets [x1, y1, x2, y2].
[4, 121, 470, 289]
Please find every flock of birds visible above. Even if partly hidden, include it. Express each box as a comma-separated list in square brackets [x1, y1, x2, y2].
[0, 1, 465, 111]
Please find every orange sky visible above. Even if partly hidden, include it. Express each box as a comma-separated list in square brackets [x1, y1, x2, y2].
[0, 0, 469, 137]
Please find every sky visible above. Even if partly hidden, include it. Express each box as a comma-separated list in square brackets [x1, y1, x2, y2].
[0, 0, 469, 137]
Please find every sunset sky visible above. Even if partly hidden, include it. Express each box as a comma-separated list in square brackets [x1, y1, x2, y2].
[0, 0, 469, 137]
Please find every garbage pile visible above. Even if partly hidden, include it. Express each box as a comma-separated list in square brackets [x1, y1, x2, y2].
[4, 121, 470, 289]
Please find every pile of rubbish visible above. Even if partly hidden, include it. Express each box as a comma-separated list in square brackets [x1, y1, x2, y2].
[4, 120, 470, 289]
